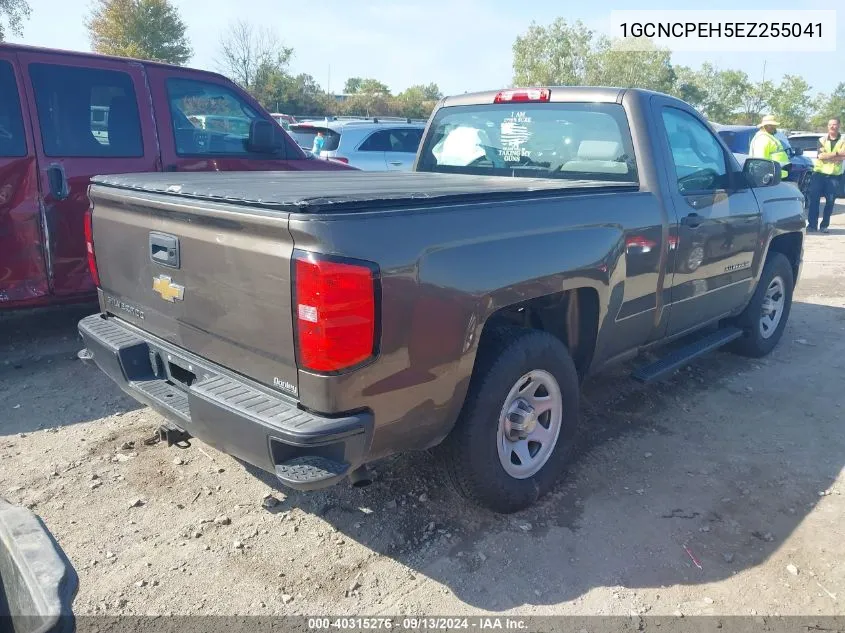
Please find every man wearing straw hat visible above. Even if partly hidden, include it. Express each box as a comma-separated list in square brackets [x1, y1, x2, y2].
[749, 115, 790, 182]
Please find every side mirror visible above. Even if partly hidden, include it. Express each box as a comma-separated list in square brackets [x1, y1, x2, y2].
[743, 158, 781, 188]
[246, 120, 284, 154]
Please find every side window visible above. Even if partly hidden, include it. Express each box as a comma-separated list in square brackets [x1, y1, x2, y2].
[0, 61, 26, 157]
[387, 129, 423, 154]
[359, 130, 391, 152]
[661, 108, 729, 193]
[166, 78, 264, 156]
[29, 63, 143, 158]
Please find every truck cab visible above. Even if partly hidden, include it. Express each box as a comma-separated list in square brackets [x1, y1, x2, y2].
[0, 43, 350, 310]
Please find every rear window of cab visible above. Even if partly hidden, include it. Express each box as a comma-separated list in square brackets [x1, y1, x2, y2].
[416, 102, 638, 183]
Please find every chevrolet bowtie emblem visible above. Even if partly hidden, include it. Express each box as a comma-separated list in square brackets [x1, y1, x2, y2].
[152, 275, 184, 302]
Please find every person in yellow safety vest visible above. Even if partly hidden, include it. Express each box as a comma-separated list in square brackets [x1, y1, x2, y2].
[807, 117, 845, 233]
[749, 115, 790, 180]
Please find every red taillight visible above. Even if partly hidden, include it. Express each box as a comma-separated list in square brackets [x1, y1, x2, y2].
[294, 252, 378, 373]
[494, 88, 550, 103]
[83, 208, 100, 287]
[329, 156, 349, 164]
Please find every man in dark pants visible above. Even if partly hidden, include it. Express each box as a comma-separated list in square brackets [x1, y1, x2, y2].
[808, 118, 845, 233]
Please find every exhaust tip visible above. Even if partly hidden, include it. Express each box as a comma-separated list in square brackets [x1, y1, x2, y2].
[349, 465, 372, 488]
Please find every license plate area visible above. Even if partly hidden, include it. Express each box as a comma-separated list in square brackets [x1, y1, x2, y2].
[151, 347, 197, 391]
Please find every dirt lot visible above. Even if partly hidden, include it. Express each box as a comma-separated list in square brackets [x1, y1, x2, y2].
[2, 213, 845, 619]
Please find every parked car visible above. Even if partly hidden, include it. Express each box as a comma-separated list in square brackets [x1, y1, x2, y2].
[788, 131, 845, 198]
[78, 86, 804, 514]
[0, 43, 351, 310]
[788, 132, 823, 159]
[711, 123, 814, 202]
[288, 118, 426, 170]
[270, 113, 296, 130]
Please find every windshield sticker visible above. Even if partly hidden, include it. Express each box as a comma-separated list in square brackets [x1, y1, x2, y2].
[500, 111, 532, 161]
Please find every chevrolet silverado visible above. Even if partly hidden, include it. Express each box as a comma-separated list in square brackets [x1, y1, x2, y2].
[77, 87, 805, 513]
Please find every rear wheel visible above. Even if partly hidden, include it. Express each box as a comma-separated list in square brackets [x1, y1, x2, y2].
[438, 327, 580, 513]
[730, 253, 794, 357]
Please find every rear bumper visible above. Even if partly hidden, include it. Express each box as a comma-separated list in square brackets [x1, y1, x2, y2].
[77, 314, 373, 491]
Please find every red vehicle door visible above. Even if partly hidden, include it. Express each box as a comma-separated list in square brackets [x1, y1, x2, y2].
[145, 66, 303, 172]
[0, 52, 46, 306]
[16, 51, 159, 299]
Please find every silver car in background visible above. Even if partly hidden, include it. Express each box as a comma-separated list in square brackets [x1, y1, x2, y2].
[288, 117, 426, 171]
[788, 132, 823, 160]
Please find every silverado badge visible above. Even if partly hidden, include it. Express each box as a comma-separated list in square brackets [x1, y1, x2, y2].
[152, 275, 185, 302]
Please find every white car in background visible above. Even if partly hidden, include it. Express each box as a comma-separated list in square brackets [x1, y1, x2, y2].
[288, 117, 427, 171]
[789, 131, 845, 197]
[788, 132, 823, 160]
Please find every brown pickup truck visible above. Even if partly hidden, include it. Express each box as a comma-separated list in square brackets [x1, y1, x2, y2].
[77, 87, 805, 513]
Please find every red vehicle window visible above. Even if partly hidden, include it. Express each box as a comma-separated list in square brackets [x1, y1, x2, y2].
[28, 63, 143, 158]
[166, 77, 264, 157]
[0, 61, 26, 157]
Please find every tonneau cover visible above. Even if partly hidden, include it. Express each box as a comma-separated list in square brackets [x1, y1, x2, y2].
[91, 171, 632, 213]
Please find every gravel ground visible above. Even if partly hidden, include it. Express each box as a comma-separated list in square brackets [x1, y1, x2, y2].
[2, 211, 844, 618]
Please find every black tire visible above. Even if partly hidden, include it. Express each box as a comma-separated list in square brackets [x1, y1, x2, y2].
[437, 326, 580, 514]
[730, 252, 794, 358]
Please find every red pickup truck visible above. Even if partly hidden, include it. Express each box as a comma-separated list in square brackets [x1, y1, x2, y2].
[0, 44, 348, 310]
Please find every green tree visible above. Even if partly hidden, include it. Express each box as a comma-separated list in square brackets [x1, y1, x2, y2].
[335, 79, 393, 116]
[396, 83, 442, 118]
[512, 18, 595, 86]
[589, 36, 675, 93]
[668, 66, 707, 111]
[716, 70, 753, 124]
[810, 83, 845, 130]
[768, 74, 812, 131]
[341, 93, 396, 118]
[343, 77, 362, 94]
[357, 78, 391, 95]
[261, 73, 332, 116]
[0, 0, 30, 40]
[87, 0, 192, 65]
[512, 20, 674, 93]
[737, 80, 773, 126]
[687, 64, 749, 123]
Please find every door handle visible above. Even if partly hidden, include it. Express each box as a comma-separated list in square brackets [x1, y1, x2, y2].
[681, 213, 703, 228]
[47, 163, 69, 200]
[388, 161, 403, 166]
[149, 232, 180, 268]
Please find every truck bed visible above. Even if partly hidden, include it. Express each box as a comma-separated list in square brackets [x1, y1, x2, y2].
[91, 171, 635, 213]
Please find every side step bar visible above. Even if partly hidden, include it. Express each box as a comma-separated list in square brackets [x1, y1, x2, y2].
[632, 327, 743, 383]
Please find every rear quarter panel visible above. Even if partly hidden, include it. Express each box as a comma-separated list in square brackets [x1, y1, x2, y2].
[289, 189, 664, 458]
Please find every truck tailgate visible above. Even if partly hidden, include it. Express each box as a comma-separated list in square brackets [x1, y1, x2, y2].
[89, 184, 299, 397]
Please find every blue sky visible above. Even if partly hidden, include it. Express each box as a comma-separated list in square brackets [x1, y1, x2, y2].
[6, 0, 842, 97]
